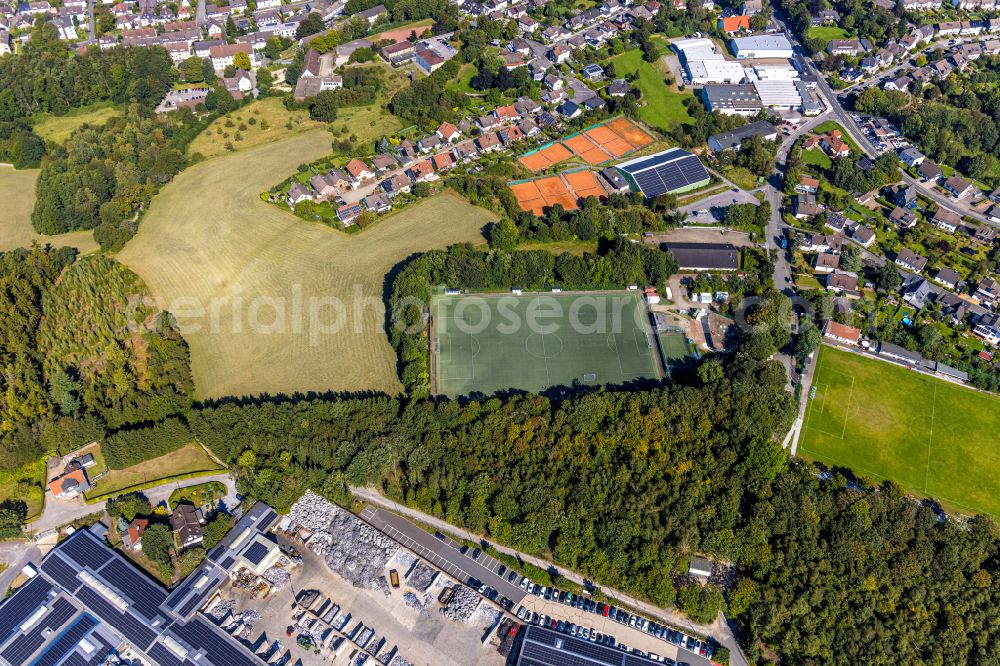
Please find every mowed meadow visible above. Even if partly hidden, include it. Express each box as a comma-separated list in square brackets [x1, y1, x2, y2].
[0, 167, 98, 253]
[118, 130, 494, 399]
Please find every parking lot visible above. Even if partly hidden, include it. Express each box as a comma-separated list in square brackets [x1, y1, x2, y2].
[359, 506, 527, 605]
[516, 595, 716, 666]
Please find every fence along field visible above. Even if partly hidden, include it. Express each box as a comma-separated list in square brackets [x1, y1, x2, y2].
[432, 291, 663, 396]
[800, 345, 1000, 518]
[118, 131, 493, 399]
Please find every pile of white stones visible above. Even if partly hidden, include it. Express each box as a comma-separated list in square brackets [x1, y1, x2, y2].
[441, 585, 481, 623]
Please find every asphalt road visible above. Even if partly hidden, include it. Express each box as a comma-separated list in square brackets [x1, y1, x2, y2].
[358, 505, 526, 603]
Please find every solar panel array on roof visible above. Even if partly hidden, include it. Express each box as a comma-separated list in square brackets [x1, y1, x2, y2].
[242, 541, 269, 566]
[0, 598, 75, 665]
[100, 558, 166, 621]
[75, 586, 158, 651]
[59, 531, 109, 572]
[616, 149, 709, 198]
[174, 618, 263, 666]
[58, 632, 114, 666]
[32, 613, 98, 666]
[40, 554, 82, 594]
[148, 642, 190, 666]
[0, 577, 53, 645]
[515, 626, 665, 666]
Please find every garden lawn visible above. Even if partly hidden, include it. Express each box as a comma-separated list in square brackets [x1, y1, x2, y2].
[33, 102, 121, 144]
[85, 443, 223, 499]
[800, 345, 1000, 517]
[612, 50, 693, 129]
[118, 131, 492, 398]
[802, 149, 832, 169]
[807, 26, 848, 42]
[721, 166, 759, 190]
[169, 481, 226, 509]
[0, 167, 98, 253]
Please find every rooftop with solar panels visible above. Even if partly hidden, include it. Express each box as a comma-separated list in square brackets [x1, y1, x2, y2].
[615, 149, 712, 198]
[514, 625, 666, 666]
[0, 503, 279, 666]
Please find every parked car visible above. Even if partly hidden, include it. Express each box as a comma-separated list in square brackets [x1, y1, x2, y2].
[519, 578, 529, 590]
[471, 548, 481, 560]
[497, 564, 506, 576]
[516, 606, 526, 619]
[507, 571, 517, 583]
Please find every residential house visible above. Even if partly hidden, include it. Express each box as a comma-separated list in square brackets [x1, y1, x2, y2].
[608, 79, 630, 96]
[381, 172, 412, 197]
[476, 132, 502, 153]
[898, 146, 925, 168]
[286, 183, 314, 206]
[209, 43, 256, 72]
[932, 207, 962, 233]
[371, 154, 397, 173]
[931, 59, 953, 80]
[310, 170, 349, 200]
[417, 134, 441, 153]
[345, 158, 374, 186]
[581, 63, 605, 81]
[453, 140, 479, 162]
[337, 203, 364, 225]
[975, 276, 998, 307]
[896, 247, 928, 272]
[828, 39, 864, 57]
[917, 161, 942, 182]
[47, 467, 89, 500]
[974, 312, 1000, 346]
[557, 100, 582, 118]
[974, 225, 997, 244]
[718, 15, 751, 34]
[121, 517, 149, 550]
[989, 186, 1000, 203]
[362, 193, 392, 213]
[888, 184, 917, 209]
[827, 272, 859, 294]
[825, 211, 850, 233]
[436, 122, 461, 143]
[407, 160, 437, 183]
[903, 278, 933, 308]
[171, 503, 204, 549]
[852, 225, 876, 248]
[823, 320, 861, 345]
[797, 175, 819, 193]
[939, 292, 969, 324]
[814, 252, 840, 273]
[357, 3, 386, 23]
[222, 69, 256, 100]
[943, 175, 976, 199]
[934, 267, 961, 290]
[432, 151, 456, 171]
[793, 192, 820, 219]
[889, 206, 918, 228]
[820, 133, 850, 158]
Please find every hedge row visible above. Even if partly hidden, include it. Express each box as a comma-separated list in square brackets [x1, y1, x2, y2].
[102, 417, 193, 469]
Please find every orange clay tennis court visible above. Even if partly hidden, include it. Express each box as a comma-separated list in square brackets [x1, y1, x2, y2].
[585, 126, 632, 158]
[564, 133, 613, 165]
[563, 171, 606, 200]
[509, 181, 547, 215]
[518, 143, 573, 172]
[608, 118, 654, 149]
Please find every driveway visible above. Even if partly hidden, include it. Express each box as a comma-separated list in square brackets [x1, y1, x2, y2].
[0, 541, 41, 596]
[26, 472, 237, 535]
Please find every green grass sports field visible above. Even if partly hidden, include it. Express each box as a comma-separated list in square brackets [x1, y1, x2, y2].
[433, 292, 662, 396]
[801, 346, 1000, 517]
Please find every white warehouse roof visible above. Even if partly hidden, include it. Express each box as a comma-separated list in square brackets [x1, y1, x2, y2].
[686, 60, 747, 84]
[752, 79, 802, 107]
[730, 35, 794, 58]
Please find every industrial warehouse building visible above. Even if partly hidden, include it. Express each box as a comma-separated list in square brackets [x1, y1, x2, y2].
[0, 504, 280, 666]
[730, 35, 794, 59]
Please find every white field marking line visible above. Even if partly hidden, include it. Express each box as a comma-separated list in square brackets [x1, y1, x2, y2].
[923, 382, 938, 494]
[540, 332, 551, 386]
[839, 373, 855, 441]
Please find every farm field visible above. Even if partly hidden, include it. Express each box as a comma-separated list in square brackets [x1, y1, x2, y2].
[432, 292, 661, 396]
[800, 345, 1000, 517]
[0, 167, 98, 253]
[612, 50, 694, 129]
[187, 97, 325, 159]
[33, 102, 121, 144]
[118, 131, 492, 398]
[85, 443, 224, 499]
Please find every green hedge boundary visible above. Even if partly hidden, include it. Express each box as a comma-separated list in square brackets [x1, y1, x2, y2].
[83, 467, 226, 504]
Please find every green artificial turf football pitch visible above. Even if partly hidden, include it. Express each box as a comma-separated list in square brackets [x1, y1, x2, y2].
[432, 292, 662, 396]
[801, 345, 1000, 517]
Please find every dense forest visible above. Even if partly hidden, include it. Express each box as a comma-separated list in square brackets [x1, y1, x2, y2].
[31, 111, 191, 251]
[0, 249, 193, 474]
[0, 22, 174, 123]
